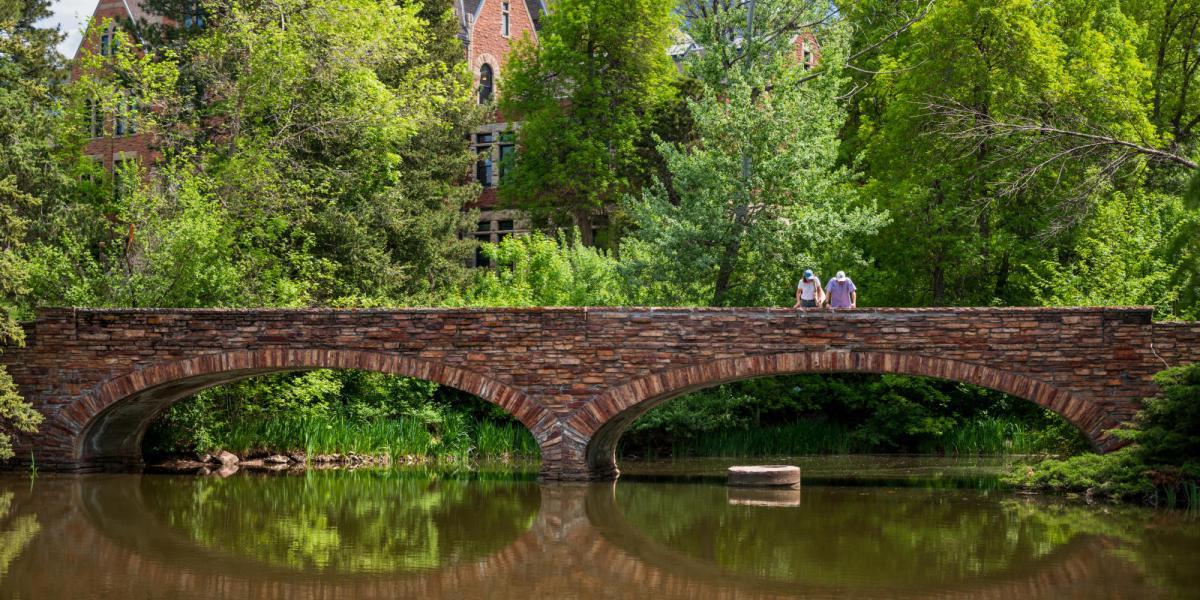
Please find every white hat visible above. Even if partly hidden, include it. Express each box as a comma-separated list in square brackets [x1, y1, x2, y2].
[835, 271, 847, 281]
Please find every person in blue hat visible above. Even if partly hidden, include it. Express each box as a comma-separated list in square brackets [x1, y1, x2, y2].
[793, 269, 825, 309]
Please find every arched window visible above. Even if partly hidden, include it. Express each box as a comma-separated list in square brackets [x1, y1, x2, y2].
[479, 64, 494, 104]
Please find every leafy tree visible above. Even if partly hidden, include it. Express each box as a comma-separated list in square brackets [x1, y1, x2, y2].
[847, 0, 1159, 307]
[621, 1, 884, 306]
[30, 0, 479, 308]
[25, 156, 260, 307]
[499, 0, 679, 244]
[1023, 188, 1183, 313]
[1122, 0, 1200, 157]
[1163, 170, 1200, 317]
[182, 0, 479, 305]
[57, 0, 472, 308]
[0, 0, 67, 458]
[457, 231, 628, 306]
[24, 26, 260, 307]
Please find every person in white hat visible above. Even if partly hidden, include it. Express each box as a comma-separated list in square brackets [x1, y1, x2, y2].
[793, 269, 825, 310]
[823, 271, 857, 309]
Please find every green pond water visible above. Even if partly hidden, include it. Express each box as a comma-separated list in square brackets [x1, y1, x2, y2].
[0, 457, 1197, 599]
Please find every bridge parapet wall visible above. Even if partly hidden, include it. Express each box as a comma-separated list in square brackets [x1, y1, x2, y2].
[1152, 321, 1200, 367]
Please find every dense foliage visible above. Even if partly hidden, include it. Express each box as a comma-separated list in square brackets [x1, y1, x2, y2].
[143, 370, 538, 460]
[1010, 363, 1200, 506]
[25, 0, 479, 310]
[843, 0, 1168, 309]
[456, 231, 628, 307]
[0, 0, 58, 459]
[621, 374, 1089, 457]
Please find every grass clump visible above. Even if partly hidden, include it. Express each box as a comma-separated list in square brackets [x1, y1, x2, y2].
[186, 414, 539, 462]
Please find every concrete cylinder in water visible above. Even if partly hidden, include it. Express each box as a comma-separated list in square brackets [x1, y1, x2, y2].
[726, 465, 801, 488]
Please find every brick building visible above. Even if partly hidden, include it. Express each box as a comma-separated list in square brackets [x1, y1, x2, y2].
[71, 0, 174, 176]
[454, 0, 547, 264]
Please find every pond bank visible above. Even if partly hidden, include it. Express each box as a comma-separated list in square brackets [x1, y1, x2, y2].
[147, 450, 538, 477]
[149, 453, 1036, 487]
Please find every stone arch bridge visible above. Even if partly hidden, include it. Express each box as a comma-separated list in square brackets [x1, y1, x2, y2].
[2, 307, 1197, 480]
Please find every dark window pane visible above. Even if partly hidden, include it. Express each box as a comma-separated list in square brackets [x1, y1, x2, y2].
[476, 158, 493, 186]
[476, 132, 494, 144]
[499, 144, 515, 180]
[125, 100, 137, 135]
[474, 233, 491, 267]
[477, 221, 491, 233]
[183, 1, 205, 28]
[498, 219, 514, 231]
[479, 64, 494, 104]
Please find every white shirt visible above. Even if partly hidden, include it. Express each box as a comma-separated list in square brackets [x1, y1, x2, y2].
[797, 277, 821, 301]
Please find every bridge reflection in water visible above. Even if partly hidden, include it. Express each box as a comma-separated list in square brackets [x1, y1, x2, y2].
[0, 473, 1195, 599]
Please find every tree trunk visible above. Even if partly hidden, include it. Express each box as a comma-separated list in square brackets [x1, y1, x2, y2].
[993, 251, 1011, 303]
[713, 204, 748, 306]
[712, 236, 741, 306]
[931, 261, 945, 306]
[575, 210, 594, 247]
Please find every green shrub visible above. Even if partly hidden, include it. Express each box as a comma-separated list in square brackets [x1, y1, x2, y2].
[1004, 448, 1156, 501]
[1138, 364, 1200, 467]
[1010, 363, 1200, 507]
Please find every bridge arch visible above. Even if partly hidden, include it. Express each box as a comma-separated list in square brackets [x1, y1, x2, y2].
[63, 349, 556, 470]
[572, 351, 1122, 480]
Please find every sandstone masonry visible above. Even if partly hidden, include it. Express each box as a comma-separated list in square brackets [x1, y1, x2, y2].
[3, 306, 1197, 480]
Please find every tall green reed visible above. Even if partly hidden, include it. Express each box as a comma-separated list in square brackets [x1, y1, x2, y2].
[631, 417, 1069, 459]
[209, 414, 539, 460]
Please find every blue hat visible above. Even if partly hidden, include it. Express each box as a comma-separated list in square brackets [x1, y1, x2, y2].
[803, 269, 814, 278]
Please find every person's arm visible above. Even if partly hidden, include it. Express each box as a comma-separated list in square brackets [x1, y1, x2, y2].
[850, 291, 857, 308]
[815, 278, 825, 305]
[793, 284, 802, 309]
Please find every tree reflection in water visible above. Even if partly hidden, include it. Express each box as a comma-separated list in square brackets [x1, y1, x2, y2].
[144, 471, 541, 574]
[0, 491, 40, 579]
[610, 482, 1200, 593]
[0, 473, 1197, 599]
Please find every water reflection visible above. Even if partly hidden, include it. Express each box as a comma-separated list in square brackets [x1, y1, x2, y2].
[0, 491, 40, 580]
[141, 472, 539, 574]
[607, 483, 1190, 592]
[0, 471, 1196, 599]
